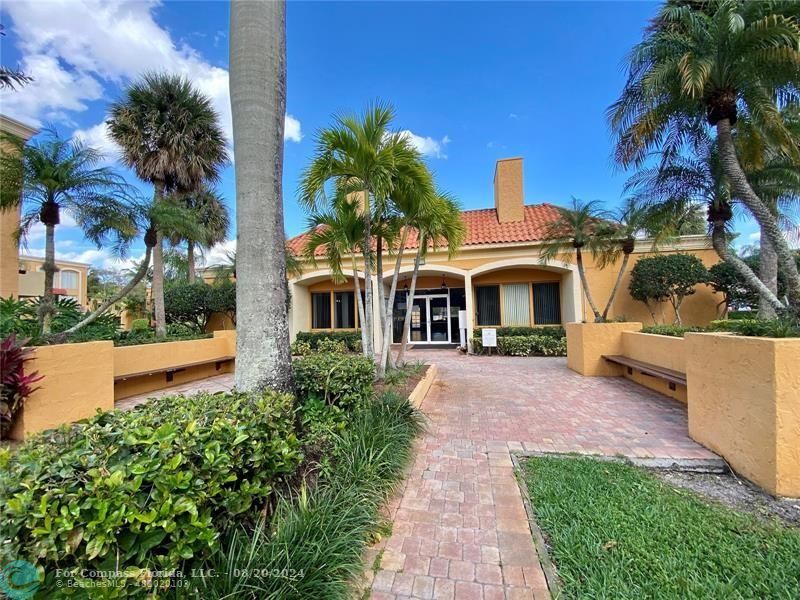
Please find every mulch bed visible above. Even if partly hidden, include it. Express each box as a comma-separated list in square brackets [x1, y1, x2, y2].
[374, 365, 429, 400]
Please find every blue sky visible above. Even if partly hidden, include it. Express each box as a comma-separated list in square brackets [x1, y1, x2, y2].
[0, 0, 760, 270]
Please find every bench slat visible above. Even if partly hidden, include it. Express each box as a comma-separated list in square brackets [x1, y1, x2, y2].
[114, 356, 235, 382]
[602, 355, 686, 386]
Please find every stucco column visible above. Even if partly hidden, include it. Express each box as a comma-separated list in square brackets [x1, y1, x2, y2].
[464, 272, 474, 353]
[289, 280, 309, 343]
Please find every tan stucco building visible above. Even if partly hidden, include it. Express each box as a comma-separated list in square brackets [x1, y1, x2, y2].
[286, 157, 722, 349]
[17, 254, 90, 308]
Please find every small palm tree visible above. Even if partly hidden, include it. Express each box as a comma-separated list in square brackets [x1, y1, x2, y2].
[300, 102, 429, 358]
[396, 192, 465, 365]
[304, 191, 370, 354]
[540, 198, 612, 322]
[172, 186, 230, 283]
[108, 72, 228, 337]
[609, 0, 800, 313]
[597, 198, 657, 321]
[0, 130, 129, 334]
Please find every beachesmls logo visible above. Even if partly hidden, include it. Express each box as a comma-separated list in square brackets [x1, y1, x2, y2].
[0, 560, 41, 599]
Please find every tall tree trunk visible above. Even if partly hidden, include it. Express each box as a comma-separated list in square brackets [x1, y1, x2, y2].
[351, 256, 368, 356]
[360, 188, 374, 357]
[716, 119, 800, 313]
[758, 231, 778, 319]
[710, 222, 784, 313]
[39, 210, 58, 335]
[152, 231, 167, 338]
[601, 251, 630, 321]
[375, 232, 387, 366]
[62, 244, 154, 336]
[576, 248, 601, 321]
[378, 229, 408, 377]
[230, 0, 292, 392]
[187, 240, 196, 284]
[396, 241, 423, 366]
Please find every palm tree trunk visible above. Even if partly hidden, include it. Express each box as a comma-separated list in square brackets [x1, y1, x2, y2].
[576, 248, 601, 321]
[710, 222, 784, 313]
[360, 187, 374, 358]
[351, 256, 368, 356]
[152, 231, 167, 338]
[62, 245, 153, 336]
[378, 229, 408, 377]
[39, 216, 57, 335]
[187, 240, 196, 284]
[601, 251, 630, 321]
[716, 119, 800, 313]
[396, 241, 423, 366]
[758, 231, 778, 319]
[230, 0, 293, 392]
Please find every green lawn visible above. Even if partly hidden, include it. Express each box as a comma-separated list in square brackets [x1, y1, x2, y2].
[522, 456, 800, 599]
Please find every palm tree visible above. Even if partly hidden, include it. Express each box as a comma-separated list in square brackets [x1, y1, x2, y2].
[173, 186, 230, 283]
[609, 0, 800, 314]
[62, 195, 204, 337]
[0, 130, 129, 334]
[300, 103, 427, 359]
[540, 198, 612, 322]
[230, 0, 293, 392]
[598, 198, 658, 321]
[396, 192, 465, 365]
[108, 72, 228, 338]
[303, 190, 369, 354]
[0, 24, 32, 90]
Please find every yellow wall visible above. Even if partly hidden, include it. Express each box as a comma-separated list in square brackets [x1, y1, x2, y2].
[621, 332, 687, 402]
[565, 322, 643, 376]
[8, 332, 237, 439]
[583, 247, 721, 327]
[686, 333, 800, 497]
[8, 341, 115, 440]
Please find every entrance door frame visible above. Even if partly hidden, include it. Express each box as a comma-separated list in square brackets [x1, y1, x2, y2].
[409, 292, 451, 345]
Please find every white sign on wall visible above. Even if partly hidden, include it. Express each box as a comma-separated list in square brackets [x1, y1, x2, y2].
[481, 328, 497, 348]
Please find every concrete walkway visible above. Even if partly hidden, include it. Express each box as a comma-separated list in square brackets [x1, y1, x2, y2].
[115, 374, 234, 411]
[370, 351, 715, 600]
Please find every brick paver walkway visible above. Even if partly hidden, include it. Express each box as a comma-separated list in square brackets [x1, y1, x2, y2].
[115, 374, 234, 411]
[370, 351, 716, 599]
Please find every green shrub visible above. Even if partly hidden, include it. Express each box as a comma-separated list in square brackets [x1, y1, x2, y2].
[207, 281, 236, 326]
[164, 282, 212, 330]
[295, 330, 362, 352]
[473, 326, 565, 339]
[641, 324, 705, 337]
[1, 390, 302, 596]
[184, 392, 423, 600]
[130, 318, 150, 333]
[316, 337, 348, 354]
[290, 339, 313, 356]
[725, 317, 800, 338]
[0, 296, 121, 344]
[293, 353, 375, 409]
[473, 333, 567, 356]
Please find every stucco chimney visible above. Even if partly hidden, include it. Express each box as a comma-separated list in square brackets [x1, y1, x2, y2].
[493, 157, 524, 223]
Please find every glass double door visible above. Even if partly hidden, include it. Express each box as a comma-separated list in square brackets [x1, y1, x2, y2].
[409, 294, 450, 344]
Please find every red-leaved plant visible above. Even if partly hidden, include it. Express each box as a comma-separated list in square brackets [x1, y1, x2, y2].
[1, 334, 43, 439]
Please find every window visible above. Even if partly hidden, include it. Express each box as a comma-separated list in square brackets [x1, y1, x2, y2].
[312, 292, 331, 329]
[60, 270, 79, 289]
[533, 282, 562, 324]
[475, 285, 500, 326]
[335, 291, 355, 328]
[502, 283, 531, 326]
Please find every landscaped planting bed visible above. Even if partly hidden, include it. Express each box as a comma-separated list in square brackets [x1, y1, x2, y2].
[522, 456, 800, 599]
[471, 326, 567, 356]
[1, 352, 424, 598]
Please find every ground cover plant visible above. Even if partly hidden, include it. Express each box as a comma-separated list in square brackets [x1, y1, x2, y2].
[523, 456, 800, 599]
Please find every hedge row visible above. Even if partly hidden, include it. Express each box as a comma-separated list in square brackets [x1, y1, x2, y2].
[293, 352, 376, 408]
[473, 326, 566, 339]
[1, 390, 302, 595]
[295, 330, 362, 352]
[472, 334, 567, 357]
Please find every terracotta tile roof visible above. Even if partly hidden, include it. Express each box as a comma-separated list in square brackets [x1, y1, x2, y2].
[286, 203, 562, 257]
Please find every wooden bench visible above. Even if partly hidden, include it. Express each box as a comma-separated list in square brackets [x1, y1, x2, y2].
[602, 355, 686, 389]
[114, 356, 235, 384]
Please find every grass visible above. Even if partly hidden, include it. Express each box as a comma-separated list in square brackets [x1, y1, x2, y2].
[178, 392, 424, 599]
[522, 456, 800, 599]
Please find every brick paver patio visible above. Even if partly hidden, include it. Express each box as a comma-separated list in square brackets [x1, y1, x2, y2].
[115, 373, 234, 411]
[370, 351, 716, 599]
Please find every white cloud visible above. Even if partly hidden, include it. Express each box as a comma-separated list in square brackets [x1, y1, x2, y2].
[398, 130, 450, 159]
[1, 0, 302, 147]
[284, 114, 303, 143]
[22, 245, 146, 271]
[199, 239, 236, 268]
[73, 122, 120, 164]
